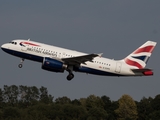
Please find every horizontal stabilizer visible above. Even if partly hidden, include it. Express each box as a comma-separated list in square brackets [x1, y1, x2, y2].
[131, 68, 152, 72]
[131, 68, 153, 76]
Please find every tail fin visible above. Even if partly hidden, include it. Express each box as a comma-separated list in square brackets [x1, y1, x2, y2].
[123, 41, 157, 69]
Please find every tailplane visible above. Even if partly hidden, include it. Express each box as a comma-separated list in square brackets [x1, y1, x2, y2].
[122, 41, 157, 69]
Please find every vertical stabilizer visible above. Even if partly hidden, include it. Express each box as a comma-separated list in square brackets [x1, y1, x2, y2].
[123, 41, 157, 69]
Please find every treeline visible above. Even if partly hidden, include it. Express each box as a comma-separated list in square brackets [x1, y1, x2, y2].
[0, 85, 160, 120]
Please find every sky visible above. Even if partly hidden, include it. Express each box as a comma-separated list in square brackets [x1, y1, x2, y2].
[0, 1, 160, 101]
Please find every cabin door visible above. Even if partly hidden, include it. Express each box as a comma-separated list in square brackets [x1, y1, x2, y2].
[115, 62, 122, 73]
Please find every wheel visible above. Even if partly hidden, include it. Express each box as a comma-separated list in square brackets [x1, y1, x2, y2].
[18, 64, 23, 68]
[67, 73, 74, 81]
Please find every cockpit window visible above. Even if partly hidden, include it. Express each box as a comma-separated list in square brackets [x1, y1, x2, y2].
[9, 41, 17, 45]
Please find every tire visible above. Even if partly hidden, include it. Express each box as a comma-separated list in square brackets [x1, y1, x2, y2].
[18, 64, 23, 68]
[67, 73, 74, 81]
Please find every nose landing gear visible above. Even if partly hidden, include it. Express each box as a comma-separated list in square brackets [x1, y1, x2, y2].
[18, 58, 24, 68]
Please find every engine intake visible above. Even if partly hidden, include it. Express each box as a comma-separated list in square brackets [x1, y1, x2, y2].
[42, 57, 67, 72]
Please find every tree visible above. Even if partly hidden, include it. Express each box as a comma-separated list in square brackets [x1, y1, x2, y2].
[137, 97, 153, 120]
[115, 94, 138, 120]
[39, 86, 53, 104]
[101, 95, 112, 111]
[101, 95, 117, 119]
[3, 85, 19, 106]
[3, 107, 21, 119]
[148, 94, 160, 119]
[19, 85, 39, 107]
[151, 94, 160, 111]
[87, 107, 108, 120]
[71, 99, 81, 106]
[0, 88, 4, 108]
[85, 95, 104, 110]
[62, 104, 87, 120]
[55, 96, 71, 104]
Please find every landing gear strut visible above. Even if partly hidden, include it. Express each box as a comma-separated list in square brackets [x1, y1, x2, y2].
[18, 58, 24, 68]
[66, 66, 74, 81]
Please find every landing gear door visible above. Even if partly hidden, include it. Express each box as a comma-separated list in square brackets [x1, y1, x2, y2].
[115, 62, 122, 73]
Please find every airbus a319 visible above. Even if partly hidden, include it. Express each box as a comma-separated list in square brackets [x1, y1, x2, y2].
[1, 39, 157, 81]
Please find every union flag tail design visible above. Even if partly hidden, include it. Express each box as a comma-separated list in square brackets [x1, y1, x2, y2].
[123, 41, 157, 69]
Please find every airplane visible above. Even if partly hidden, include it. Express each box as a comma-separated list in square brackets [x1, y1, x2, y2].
[1, 39, 157, 81]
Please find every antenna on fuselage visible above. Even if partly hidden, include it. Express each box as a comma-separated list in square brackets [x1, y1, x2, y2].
[28, 38, 30, 41]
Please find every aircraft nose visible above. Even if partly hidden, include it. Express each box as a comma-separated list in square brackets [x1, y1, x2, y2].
[1, 44, 7, 51]
[1, 44, 5, 48]
[1, 44, 4, 49]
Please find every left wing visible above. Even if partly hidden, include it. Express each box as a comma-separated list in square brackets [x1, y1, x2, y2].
[62, 53, 102, 66]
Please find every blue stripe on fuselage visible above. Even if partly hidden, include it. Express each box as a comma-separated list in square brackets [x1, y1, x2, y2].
[75, 66, 123, 76]
[2, 48, 43, 62]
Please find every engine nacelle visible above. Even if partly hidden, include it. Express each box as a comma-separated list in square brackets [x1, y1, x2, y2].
[42, 57, 67, 72]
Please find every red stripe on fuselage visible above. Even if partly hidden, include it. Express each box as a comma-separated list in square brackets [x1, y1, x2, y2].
[21, 42, 40, 47]
[125, 58, 143, 69]
[134, 46, 154, 54]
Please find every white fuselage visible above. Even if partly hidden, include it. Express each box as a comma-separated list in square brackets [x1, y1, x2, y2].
[1, 39, 140, 77]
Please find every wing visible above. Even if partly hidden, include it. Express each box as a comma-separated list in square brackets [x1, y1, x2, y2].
[62, 53, 102, 66]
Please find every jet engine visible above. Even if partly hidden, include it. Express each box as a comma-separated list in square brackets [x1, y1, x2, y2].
[42, 57, 67, 72]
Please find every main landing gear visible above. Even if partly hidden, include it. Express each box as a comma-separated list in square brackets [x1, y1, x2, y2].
[67, 72, 74, 81]
[18, 58, 24, 68]
[66, 66, 74, 81]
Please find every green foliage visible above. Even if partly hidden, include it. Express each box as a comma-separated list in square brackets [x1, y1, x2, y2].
[55, 96, 71, 104]
[39, 86, 53, 104]
[101, 95, 118, 119]
[137, 97, 153, 120]
[115, 94, 138, 120]
[3, 107, 21, 119]
[86, 95, 104, 110]
[0, 85, 160, 120]
[87, 107, 108, 119]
